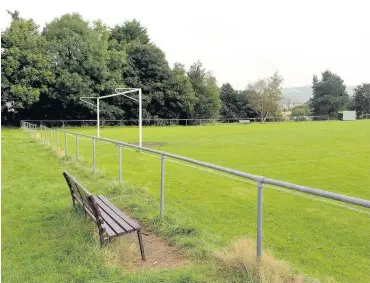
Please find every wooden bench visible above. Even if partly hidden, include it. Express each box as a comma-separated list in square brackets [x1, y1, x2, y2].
[62, 170, 145, 260]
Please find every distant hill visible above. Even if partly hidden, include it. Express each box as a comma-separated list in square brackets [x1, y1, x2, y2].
[282, 85, 356, 103]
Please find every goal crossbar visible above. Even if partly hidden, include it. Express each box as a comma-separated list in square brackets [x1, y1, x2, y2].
[80, 88, 142, 147]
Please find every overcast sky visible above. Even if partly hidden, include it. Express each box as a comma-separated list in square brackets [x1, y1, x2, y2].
[2, 0, 369, 89]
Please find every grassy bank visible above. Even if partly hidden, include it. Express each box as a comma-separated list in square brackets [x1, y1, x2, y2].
[1, 129, 225, 283]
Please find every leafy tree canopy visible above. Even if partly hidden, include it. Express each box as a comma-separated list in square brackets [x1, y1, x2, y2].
[310, 70, 349, 117]
[353, 83, 370, 116]
[1, 11, 54, 121]
[247, 72, 283, 121]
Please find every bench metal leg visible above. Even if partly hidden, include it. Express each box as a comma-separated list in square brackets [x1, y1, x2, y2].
[100, 236, 104, 247]
[137, 230, 145, 260]
[99, 232, 110, 248]
[71, 196, 76, 208]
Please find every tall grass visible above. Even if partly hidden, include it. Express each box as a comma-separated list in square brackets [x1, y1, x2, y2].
[216, 238, 316, 283]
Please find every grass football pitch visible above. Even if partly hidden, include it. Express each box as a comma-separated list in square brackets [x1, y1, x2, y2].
[35, 120, 370, 282]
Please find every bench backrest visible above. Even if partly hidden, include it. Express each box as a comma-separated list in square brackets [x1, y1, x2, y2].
[63, 170, 100, 221]
[63, 171, 109, 245]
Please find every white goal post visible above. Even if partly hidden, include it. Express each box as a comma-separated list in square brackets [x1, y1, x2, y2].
[80, 88, 142, 147]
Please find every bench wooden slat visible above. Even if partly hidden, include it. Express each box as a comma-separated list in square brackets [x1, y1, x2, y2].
[73, 195, 96, 221]
[70, 179, 86, 203]
[97, 195, 141, 230]
[94, 196, 135, 233]
[103, 223, 117, 237]
[98, 208, 126, 235]
[85, 206, 97, 221]
[65, 172, 92, 196]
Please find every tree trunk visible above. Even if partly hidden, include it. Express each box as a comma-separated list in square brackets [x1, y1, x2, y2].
[261, 112, 268, 122]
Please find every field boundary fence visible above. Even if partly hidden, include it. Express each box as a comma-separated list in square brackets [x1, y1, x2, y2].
[21, 115, 330, 128]
[21, 121, 370, 261]
[359, 113, 370, 119]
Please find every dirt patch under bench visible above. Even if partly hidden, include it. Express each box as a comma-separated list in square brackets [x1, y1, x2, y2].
[102, 229, 188, 271]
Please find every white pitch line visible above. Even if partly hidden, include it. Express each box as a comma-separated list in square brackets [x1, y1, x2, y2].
[240, 159, 318, 169]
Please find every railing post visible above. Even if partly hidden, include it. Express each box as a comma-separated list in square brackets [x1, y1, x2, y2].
[257, 180, 264, 260]
[64, 131, 68, 156]
[92, 137, 96, 174]
[56, 130, 59, 151]
[160, 153, 165, 218]
[75, 134, 78, 161]
[118, 144, 122, 184]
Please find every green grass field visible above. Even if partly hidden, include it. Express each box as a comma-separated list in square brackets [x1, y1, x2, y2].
[5, 120, 370, 282]
[2, 129, 225, 283]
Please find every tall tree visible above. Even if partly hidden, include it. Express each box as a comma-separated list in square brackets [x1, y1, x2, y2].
[122, 42, 173, 120]
[310, 70, 349, 117]
[219, 84, 255, 119]
[353, 83, 370, 116]
[247, 72, 283, 121]
[1, 11, 54, 122]
[110, 20, 150, 45]
[236, 90, 256, 118]
[220, 83, 238, 118]
[188, 61, 221, 119]
[38, 14, 125, 120]
[168, 63, 197, 120]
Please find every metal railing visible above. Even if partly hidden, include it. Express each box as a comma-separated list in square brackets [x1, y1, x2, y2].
[20, 121, 370, 260]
